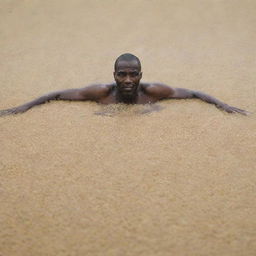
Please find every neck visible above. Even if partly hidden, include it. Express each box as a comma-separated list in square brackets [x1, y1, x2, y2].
[116, 90, 138, 104]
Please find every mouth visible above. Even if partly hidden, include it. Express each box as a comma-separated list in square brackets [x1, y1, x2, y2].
[123, 87, 133, 91]
[120, 85, 135, 92]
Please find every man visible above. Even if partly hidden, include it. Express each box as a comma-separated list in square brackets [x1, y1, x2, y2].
[0, 53, 249, 116]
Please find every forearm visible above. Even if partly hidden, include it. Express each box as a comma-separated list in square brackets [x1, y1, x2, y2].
[193, 91, 226, 107]
[0, 88, 88, 116]
[0, 92, 61, 115]
[0, 89, 90, 116]
[161, 86, 248, 115]
[21, 92, 60, 109]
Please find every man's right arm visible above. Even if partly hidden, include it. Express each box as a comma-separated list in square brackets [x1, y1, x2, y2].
[0, 84, 111, 116]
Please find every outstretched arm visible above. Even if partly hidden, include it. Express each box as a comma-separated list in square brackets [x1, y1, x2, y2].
[0, 88, 86, 116]
[146, 83, 249, 115]
[0, 84, 109, 116]
[171, 88, 249, 115]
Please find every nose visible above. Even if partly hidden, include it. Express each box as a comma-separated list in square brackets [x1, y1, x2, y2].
[124, 75, 132, 84]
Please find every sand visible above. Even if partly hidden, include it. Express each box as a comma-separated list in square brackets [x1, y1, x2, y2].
[0, 0, 256, 255]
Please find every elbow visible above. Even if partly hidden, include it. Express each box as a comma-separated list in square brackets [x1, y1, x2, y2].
[43, 92, 60, 102]
[193, 91, 202, 98]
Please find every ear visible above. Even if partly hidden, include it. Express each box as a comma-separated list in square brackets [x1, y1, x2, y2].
[139, 72, 143, 79]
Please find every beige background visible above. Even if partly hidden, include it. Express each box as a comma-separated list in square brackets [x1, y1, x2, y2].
[0, 0, 256, 255]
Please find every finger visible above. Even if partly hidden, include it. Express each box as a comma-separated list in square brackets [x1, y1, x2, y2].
[224, 108, 234, 113]
[233, 109, 250, 115]
[239, 109, 251, 115]
[231, 106, 246, 112]
[228, 106, 251, 115]
[237, 110, 250, 115]
[0, 108, 20, 116]
[0, 109, 12, 116]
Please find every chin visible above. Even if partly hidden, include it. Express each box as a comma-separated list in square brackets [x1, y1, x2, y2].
[122, 91, 135, 97]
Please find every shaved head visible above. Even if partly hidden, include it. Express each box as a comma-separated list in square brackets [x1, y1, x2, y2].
[114, 53, 141, 71]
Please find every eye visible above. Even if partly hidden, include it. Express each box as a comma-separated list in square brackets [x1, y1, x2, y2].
[130, 72, 139, 77]
[117, 72, 126, 77]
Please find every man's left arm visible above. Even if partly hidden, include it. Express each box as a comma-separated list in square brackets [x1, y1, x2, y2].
[147, 84, 249, 115]
[171, 87, 249, 115]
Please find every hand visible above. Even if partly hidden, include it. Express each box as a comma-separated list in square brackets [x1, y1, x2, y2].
[0, 105, 30, 116]
[218, 104, 250, 115]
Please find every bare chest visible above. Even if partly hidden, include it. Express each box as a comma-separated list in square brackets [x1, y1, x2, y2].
[97, 90, 158, 104]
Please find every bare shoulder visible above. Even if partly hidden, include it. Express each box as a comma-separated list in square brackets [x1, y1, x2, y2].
[141, 83, 175, 99]
[79, 83, 114, 100]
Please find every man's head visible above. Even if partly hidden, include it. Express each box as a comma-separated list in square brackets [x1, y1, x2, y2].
[114, 53, 141, 71]
[114, 53, 142, 97]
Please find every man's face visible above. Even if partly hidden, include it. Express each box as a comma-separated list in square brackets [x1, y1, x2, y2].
[114, 60, 142, 96]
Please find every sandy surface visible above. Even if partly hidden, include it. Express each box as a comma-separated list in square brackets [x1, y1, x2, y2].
[0, 0, 256, 255]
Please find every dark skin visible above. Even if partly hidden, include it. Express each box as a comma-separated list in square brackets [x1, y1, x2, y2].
[0, 60, 249, 116]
